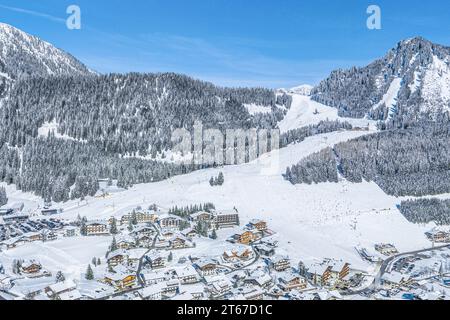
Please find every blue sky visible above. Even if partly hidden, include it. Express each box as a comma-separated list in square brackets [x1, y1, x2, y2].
[1, 0, 450, 88]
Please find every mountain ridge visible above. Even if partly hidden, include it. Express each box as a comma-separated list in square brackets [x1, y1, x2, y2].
[311, 36, 450, 126]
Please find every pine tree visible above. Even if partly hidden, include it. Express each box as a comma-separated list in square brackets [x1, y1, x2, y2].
[110, 237, 118, 252]
[211, 229, 217, 240]
[168, 252, 173, 262]
[0, 187, 8, 206]
[80, 217, 87, 236]
[85, 264, 94, 280]
[217, 172, 224, 186]
[56, 271, 65, 282]
[110, 218, 118, 234]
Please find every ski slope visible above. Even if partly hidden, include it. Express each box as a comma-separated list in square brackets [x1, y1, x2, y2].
[278, 94, 377, 133]
[1, 128, 432, 272]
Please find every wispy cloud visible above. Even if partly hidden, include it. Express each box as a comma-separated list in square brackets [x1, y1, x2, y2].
[80, 32, 367, 88]
[0, 4, 66, 24]
[0, 5, 367, 88]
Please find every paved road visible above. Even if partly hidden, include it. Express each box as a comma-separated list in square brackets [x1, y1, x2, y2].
[136, 224, 160, 287]
[345, 244, 450, 296]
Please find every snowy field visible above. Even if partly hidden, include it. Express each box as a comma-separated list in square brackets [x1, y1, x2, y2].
[278, 95, 377, 133]
[0, 124, 435, 272]
[0, 236, 111, 281]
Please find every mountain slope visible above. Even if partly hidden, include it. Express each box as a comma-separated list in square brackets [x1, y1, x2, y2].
[311, 37, 450, 124]
[0, 23, 93, 80]
[0, 24, 293, 201]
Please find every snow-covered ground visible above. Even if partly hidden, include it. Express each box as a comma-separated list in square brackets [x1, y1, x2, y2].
[372, 77, 402, 121]
[37, 120, 87, 143]
[244, 103, 273, 115]
[0, 236, 111, 281]
[421, 55, 450, 113]
[0, 128, 434, 272]
[278, 94, 377, 133]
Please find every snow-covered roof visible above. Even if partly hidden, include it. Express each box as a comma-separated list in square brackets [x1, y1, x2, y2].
[59, 289, 82, 300]
[47, 279, 77, 294]
[173, 265, 198, 278]
[139, 283, 164, 297]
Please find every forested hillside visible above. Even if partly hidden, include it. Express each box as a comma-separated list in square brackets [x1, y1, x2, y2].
[285, 123, 450, 197]
[400, 198, 450, 225]
[311, 37, 450, 126]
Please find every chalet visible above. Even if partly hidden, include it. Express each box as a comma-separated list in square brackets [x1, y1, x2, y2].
[254, 244, 276, 257]
[3, 236, 29, 250]
[25, 232, 42, 242]
[223, 247, 254, 263]
[139, 283, 164, 300]
[158, 214, 182, 229]
[130, 226, 155, 237]
[306, 263, 333, 286]
[329, 262, 351, 281]
[245, 273, 273, 289]
[169, 235, 192, 250]
[206, 275, 232, 298]
[303, 259, 350, 286]
[116, 236, 136, 250]
[58, 289, 82, 300]
[85, 221, 109, 236]
[65, 226, 77, 237]
[136, 234, 153, 244]
[269, 255, 291, 272]
[182, 228, 198, 239]
[278, 272, 307, 291]
[155, 239, 171, 249]
[120, 211, 156, 225]
[160, 230, 176, 240]
[103, 274, 136, 290]
[142, 270, 170, 285]
[375, 243, 399, 256]
[45, 279, 77, 298]
[21, 260, 42, 274]
[145, 253, 166, 269]
[127, 249, 147, 266]
[381, 272, 411, 289]
[107, 250, 128, 267]
[180, 284, 205, 300]
[174, 265, 199, 284]
[41, 230, 58, 242]
[248, 219, 267, 232]
[242, 286, 264, 300]
[212, 210, 240, 229]
[426, 229, 450, 243]
[162, 279, 180, 296]
[190, 211, 213, 223]
[194, 259, 218, 277]
[232, 230, 260, 245]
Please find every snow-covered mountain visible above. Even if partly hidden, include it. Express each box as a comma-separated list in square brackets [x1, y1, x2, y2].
[311, 37, 450, 123]
[0, 23, 94, 81]
[277, 84, 313, 97]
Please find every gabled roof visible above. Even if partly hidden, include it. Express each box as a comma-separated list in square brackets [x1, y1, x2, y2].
[47, 279, 77, 294]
